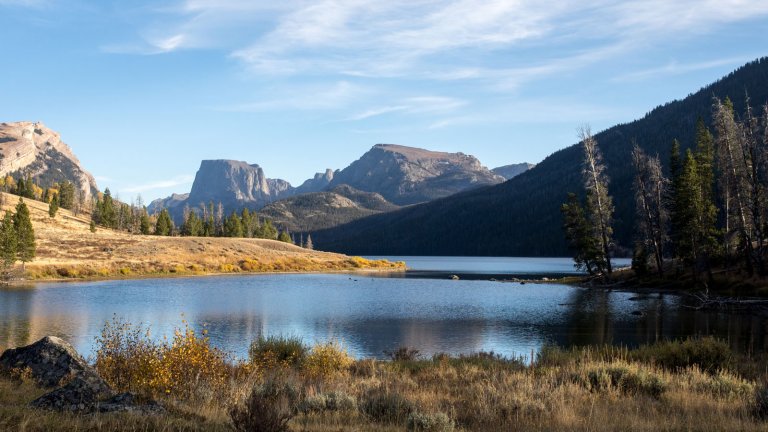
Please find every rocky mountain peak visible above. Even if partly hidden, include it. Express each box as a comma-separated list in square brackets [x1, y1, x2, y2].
[329, 144, 504, 205]
[0, 121, 98, 199]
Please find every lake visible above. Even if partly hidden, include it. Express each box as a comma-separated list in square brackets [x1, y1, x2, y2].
[1, 257, 766, 360]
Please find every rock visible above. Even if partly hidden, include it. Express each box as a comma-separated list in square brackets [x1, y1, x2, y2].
[97, 392, 165, 414]
[30, 375, 112, 412]
[2, 336, 164, 414]
[0, 336, 95, 388]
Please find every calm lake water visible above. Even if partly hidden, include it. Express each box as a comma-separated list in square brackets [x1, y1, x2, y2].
[0, 257, 765, 360]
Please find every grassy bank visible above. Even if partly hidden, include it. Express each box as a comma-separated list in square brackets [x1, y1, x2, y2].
[2, 322, 767, 431]
[0, 193, 404, 282]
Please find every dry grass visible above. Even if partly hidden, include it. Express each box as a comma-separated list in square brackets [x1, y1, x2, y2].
[0, 192, 404, 281]
[3, 331, 767, 432]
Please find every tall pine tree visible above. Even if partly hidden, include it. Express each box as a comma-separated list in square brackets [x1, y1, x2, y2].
[13, 198, 35, 268]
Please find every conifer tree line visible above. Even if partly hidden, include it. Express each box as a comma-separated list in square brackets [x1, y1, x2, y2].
[0, 175, 79, 213]
[562, 96, 768, 280]
[89, 192, 302, 246]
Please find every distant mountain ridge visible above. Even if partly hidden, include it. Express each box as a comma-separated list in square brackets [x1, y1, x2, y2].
[150, 144, 509, 225]
[492, 163, 534, 180]
[312, 57, 768, 256]
[0, 121, 98, 199]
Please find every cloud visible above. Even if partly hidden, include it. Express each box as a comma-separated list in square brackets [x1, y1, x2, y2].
[215, 80, 370, 112]
[123, 0, 768, 80]
[614, 56, 757, 82]
[123, 175, 195, 193]
[347, 96, 466, 121]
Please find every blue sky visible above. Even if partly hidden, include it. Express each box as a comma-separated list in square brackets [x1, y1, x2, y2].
[1, 0, 767, 202]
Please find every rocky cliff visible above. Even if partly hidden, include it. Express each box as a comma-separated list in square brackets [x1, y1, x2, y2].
[0, 122, 98, 199]
[328, 144, 504, 205]
[148, 160, 296, 220]
[295, 168, 335, 194]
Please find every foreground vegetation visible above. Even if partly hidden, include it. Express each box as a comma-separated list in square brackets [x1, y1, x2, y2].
[2, 321, 768, 431]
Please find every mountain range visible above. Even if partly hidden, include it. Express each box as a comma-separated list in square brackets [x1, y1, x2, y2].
[149, 143, 518, 225]
[311, 57, 768, 256]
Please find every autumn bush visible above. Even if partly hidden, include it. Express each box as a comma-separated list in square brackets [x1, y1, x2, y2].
[95, 316, 230, 399]
[302, 341, 354, 378]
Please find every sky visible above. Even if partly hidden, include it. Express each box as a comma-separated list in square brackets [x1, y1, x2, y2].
[1, 0, 767, 203]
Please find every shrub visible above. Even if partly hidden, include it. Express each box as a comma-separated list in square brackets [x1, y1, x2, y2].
[579, 362, 666, 398]
[407, 412, 455, 432]
[633, 337, 733, 373]
[249, 335, 308, 370]
[230, 375, 300, 432]
[303, 341, 354, 378]
[361, 388, 415, 424]
[690, 369, 755, 399]
[299, 391, 357, 413]
[385, 346, 421, 361]
[350, 359, 378, 377]
[95, 316, 229, 398]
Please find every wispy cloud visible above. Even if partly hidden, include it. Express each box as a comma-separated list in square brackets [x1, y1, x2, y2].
[613, 56, 757, 82]
[347, 96, 466, 121]
[123, 175, 195, 193]
[117, 0, 768, 81]
[215, 80, 370, 112]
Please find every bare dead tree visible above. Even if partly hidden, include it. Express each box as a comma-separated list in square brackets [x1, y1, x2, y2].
[713, 97, 754, 274]
[580, 126, 614, 275]
[631, 144, 668, 276]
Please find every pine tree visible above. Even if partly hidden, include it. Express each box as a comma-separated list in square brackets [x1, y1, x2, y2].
[97, 188, 117, 228]
[182, 209, 203, 236]
[694, 118, 720, 276]
[155, 209, 174, 236]
[58, 181, 75, 210]
[277, 229, 293, 243]
[224, 212, 244, 237]
[48, 193, 59, 218]
[90, 220, 97, 233]
[13, 198, 35, 267]
[305, 234, 314, 250]
[676, 150, 704, 272]
[139, 210, 151, 235]
[0, 210, 17, 279]
[561, 192, 603, 275]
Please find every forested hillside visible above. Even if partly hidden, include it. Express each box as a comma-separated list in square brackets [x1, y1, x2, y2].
[313, 58, 768, 256]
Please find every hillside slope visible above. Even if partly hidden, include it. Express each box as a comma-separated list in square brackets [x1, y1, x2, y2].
[0, 193, 401, 279]
[260, 185, 399, 233]
[313, 57, 768, 256]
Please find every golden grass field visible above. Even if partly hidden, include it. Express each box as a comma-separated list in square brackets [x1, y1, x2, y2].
[0, 192, 404, 280]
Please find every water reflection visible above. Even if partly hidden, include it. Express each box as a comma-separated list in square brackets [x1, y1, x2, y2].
[1, 273, 766, 359]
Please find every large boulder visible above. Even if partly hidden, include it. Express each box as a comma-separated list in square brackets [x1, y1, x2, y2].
[0, 336, 97, 388]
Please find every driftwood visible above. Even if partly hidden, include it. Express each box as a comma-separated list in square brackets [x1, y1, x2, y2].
[685, 291, 768, 313]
